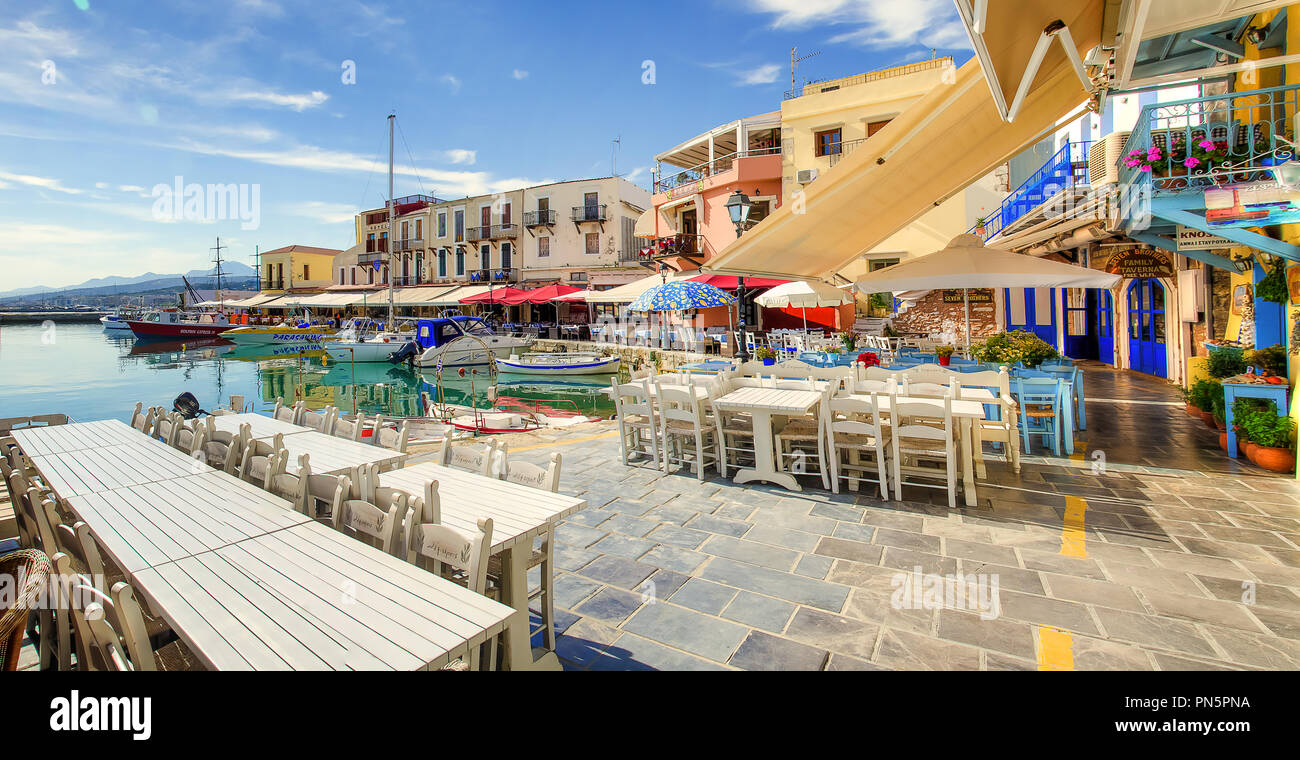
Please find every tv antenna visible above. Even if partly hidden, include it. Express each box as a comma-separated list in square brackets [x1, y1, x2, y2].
[791, 47, 821, 95]
[612, 136, 621, 177]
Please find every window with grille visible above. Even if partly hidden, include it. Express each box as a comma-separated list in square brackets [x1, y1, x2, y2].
[585, 232, 599, 255]
[538, 236, 550, 257]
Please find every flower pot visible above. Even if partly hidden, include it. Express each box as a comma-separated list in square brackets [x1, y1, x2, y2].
[1200, 411, 1217, 429]
[1218, 432, 1228, 451]
[1253, 446, 1295, 473]
[1185, 404, 1200, 417]
[1243, 440, 1257, 461]
[1215, 418, 1226, 432]
[939, 356, 951, 366]
[762, 357, 775, 366]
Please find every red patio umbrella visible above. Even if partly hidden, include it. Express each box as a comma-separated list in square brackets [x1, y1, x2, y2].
[513, 284, 584, 304]
[460, 287, 527, 305]
[688, 274, 791, 290]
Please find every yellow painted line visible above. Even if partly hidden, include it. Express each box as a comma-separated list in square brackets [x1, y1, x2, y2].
[506, 430, 619, 453]
[1068, 439, 1088, 464]
[1037, 626, 1075, 671]
[1060, 496, 1089, 559]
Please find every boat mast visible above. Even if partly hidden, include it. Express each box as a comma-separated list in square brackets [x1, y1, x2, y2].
[387, 113, 396, 327]
[211, 235, 226, 309]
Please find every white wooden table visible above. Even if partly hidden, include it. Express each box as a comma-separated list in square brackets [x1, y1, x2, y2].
[207, 412, 310, 440]
[63, 473, 312, 573]
[10, 418, 147, 455]
[130, 521, 514, 670]
[278, 431, 407, 475]
[377, 461, 587, 671]
[712, 386, 825, 492]
[26, 440, 210, 497]
[848, 394, 987, 507]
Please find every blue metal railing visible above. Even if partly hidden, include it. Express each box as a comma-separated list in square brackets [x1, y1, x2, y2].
[970, 139, 1091, 240]
[1117, 84, 1299, 196]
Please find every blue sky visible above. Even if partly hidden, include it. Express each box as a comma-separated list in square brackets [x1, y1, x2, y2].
[0, 0, 971, 288]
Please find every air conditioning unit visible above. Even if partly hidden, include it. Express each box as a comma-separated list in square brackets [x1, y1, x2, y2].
[1088, 131, 1132, 189]
[796, 168, 818, 184]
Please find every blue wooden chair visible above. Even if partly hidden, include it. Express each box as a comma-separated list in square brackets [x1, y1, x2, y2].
[1039, 364, 1085, 430]
[1013, 376, 1063, 457]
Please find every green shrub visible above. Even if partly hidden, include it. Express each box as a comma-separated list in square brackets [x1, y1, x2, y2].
[1255, 261, 1288, 304]
[1188, 378, 1223, 412]
[970, 330, 1060, 367]
[1245, 345, 1288, 376]
[1231, 397, 1274, 441]
[1206, 346, 1247, 378]
[1238, 400, 1296, 448]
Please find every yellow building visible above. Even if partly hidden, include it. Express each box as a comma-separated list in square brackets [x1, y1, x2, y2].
[258, 244, 342, 294]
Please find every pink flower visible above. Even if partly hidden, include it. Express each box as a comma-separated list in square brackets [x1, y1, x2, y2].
[1140, 165, 1152, 172]
[1147, 149, 1161, 159]
[1199, 139, 1215, 150]
[1124, 158, 1141, 167]
[1184, 157, 1201, 168]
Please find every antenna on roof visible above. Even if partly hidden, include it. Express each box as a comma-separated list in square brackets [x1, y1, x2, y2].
[612, 136, 621, 177]
[791, 47, 821, 96]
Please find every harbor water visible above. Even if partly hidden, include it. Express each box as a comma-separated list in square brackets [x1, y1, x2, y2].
[0, 323, 617, 423]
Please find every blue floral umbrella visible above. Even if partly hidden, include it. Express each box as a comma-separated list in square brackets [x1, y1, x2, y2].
[627, 280, 735, 312]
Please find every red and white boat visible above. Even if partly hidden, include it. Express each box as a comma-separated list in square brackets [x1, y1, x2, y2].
[126, 309, 234, 339]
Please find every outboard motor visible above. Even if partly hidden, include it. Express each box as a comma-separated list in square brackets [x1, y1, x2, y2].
[172, 392, 206, 420]
[388, 340, 420, 365]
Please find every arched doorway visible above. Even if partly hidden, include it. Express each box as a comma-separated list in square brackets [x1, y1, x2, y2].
[1126, 278, 1166, 377]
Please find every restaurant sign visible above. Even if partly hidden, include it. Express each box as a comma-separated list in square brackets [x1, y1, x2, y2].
[942, 288, 994, 304]
[1104, 249, 1175, 279]
[665, 181, 704, 201]
[1175, 225, 1234, 250]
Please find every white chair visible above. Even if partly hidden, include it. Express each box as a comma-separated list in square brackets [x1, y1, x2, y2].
[238, 436, 286, 488]
[303, 472, 349, 520]
[611, 379, 660, 466]
[153, 412, 182, 446]
[658, 386, 718, 480]
[199, 421, 248, 474]
[707, 385, 754, 478]
[300, 406, 336, 435]
[407, 517, 495, 669]
[333, 413, 367, 442]
[171, 420, 208, 457]
[371, 416, 410, 454]
[333, 495, 406, 557]
[438, 437, 498, 477]
[772, 384, 832, 490]
[826, 395, 891, 498]
[272, 398, 302, 424]
[494, 449, 563, 651]
[962, 369, 1020, 474]
[229, 394, 248, 413]
[128, 402, 155, 435]
[266, 453, 311, 512]
[498, 448, 562, 492]
[889, 392, 960, 509]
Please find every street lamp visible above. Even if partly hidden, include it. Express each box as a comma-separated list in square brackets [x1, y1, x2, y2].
[724, 189, 755, 360]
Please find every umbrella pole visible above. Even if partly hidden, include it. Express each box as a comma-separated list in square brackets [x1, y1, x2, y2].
[801, 306, 808, 333]
[964, 288, 971, 354]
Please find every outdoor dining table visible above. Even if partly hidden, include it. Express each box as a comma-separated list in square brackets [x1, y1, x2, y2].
[848, 393, 987, 507]
[377, 461, 588, 671]
[22, 438, 209, 497]
[207, 412, 311, 439]
[712, 386, 825, 492]
[8, 418, 144, 455]
[277, 430, 408, 475]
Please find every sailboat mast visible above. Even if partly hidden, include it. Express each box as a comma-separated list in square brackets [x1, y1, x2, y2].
[211, 235, 226, 309]
[387, 113, 396, 327]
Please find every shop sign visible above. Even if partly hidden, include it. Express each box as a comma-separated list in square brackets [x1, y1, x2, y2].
[1204, 182, 1300, 229]
[942, 289, 993, 304]
[1175, 225, 1234, 250]
[1104, 248, 1175, 279]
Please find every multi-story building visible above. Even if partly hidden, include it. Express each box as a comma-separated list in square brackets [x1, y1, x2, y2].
[519, 178, 650, 290]
[258, 244, 342, 294]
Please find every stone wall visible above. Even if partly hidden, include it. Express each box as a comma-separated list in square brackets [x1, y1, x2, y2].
[889, 290, 999, 339]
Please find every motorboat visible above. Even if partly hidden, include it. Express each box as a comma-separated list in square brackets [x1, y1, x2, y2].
[410, 316, 534, 368]
[220, 313, 338, 347]
[126, 309, 234, 339]
[321, 318, 417, 364]
[100, 309, 139, 333]
[495, 352, 620, 376]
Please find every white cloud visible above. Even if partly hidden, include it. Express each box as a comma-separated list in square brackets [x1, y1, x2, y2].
[512, 69, 529, 80]
[739, 64, 782, 85]
[623, 166, 647, 183]
[225, 89, 329, 111]
[442, 149, 476, 166]
[95, 181, 109, 189]
[441, 74, 461, 94]
[747, 0, 969, 50]
[0, 169, 81, 195]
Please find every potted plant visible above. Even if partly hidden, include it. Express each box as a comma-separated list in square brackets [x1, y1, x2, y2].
[1206, 345, 1247, 379]
[754, 346, 777, 366]
[840, 332, 858, 352]
[1243, 408, 1296, 473]
[1232, 397, 1269, 462]
[1245, 344, 1288, 378]
[1179, 385, 1199, 417]
[974, 216, 987, 235]
[970, 330, 1060, 368]
[1188, 379, 1223, 430]
[935, 345, 955, 366]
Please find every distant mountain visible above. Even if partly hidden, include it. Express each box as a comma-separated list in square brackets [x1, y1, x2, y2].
[0, 262, 256, 299]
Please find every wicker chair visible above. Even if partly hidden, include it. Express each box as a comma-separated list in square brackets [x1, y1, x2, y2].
[0, 549, 50, 671]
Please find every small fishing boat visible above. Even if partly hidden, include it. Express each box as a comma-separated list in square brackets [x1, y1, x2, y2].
[126, 308, 234, 339]
[219, 316, 338, 347]
[495, 352, 620, 376]
[410, 315, 534, 368]
[321, 318, 417, 363]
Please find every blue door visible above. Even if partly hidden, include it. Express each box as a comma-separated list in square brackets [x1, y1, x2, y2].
[1005, 288, 1057, 348]
[1126, 278, 1166, 377]
[1095, 290, 1114, 365]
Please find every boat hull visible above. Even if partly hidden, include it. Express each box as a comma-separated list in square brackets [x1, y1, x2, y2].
[323, 340, 407, 363]
[219, 326, 337, 347]
[127, 320, 233, 339]
[413, 336, 535, 368]
[495, 356, 621, 375]
[101, 316, 134, 332]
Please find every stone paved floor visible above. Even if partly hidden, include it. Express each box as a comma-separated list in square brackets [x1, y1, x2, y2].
[494, 361, 1300, 671]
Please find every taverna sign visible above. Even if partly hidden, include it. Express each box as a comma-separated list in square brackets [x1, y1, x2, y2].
[1104, 248, 1175, 279]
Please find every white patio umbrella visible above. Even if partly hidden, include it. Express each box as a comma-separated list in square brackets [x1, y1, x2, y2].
[754, 279, 854, 332]
[853, 234, 1121, 348]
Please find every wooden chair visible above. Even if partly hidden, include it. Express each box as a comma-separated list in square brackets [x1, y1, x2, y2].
[272, 397, 302, 424]
[406, 517, 495, 669]
[199, 421, 248, 474]
[611, 379, 660, 467]
[300, 406, 336, 435]
[371, 416, 410, 453]
[658, 386, 718, 480]
[438, 437, 498, 477]
[303, 472, 349, 521]
[333, 413, 367, 442]
[773, 384, 832, 490]
[266, 453, 311, 512]
[237, 436, 286, 488]
[889, 393, 960, 509]
[333, 495, 406, 557]
[128, 402, 155, 435]
[1013, 376, 1063, 457]
[826, 395, 891, 499]
[154, 412, 182, 447]
[962, 369, 1020, 474]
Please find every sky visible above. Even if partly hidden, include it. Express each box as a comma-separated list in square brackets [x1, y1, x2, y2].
[0, 0, 972, 289]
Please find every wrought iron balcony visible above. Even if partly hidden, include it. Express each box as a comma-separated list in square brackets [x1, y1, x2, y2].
[468, 268, 517, 283]
[571, 204, 607, 223]
[524, 210, 557, 226]
[826, 139, 866, 168]
[653, 148, 781, 193]
[637, 233, 701, 260]
[968, 138, 1092, 241]
[394, 238, 423, 252]
[465, 224, 518, 242]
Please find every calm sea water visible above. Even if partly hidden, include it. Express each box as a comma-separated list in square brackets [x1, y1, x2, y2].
[0, 323, 616, 423]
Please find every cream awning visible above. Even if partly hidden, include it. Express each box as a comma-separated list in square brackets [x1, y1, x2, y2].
[633, 207, 657, 238]
[428, 285, 492, 306]
[226, 293, 282, 308]
[390, 286, 461, 306]
[585, 271, 697, 303]
[703, 1, 1103, 281]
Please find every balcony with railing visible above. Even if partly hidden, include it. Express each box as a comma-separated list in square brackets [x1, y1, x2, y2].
[826, 139, 866, 168]
[571, 205, 607, 223]
[968, 138, 1092, 241]
[637, 233, 703, 262]
[394, 238, 423, 252]
[524, 210, 557, 226]
[654, 148, 782, 194]
[466, 224, 519, 242]
[468, 268, 517, 284]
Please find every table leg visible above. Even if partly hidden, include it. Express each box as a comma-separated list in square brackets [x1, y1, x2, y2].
[961, 418, 977, 507]
[1225, 387, 1238, 458]
[730, 409, 801, 491]
[498, 544, 560, 671]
